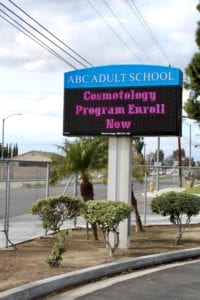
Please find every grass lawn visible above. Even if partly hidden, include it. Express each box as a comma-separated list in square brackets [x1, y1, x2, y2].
[184, 184, 200, 194]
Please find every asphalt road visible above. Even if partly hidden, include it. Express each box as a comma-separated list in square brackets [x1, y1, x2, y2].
[0, 184, 107, 218]
[0, 177, 180, 218]
[50, 260, 200, 300]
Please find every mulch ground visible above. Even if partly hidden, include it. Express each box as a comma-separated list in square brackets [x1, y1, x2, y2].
[0, 224, 200, 292]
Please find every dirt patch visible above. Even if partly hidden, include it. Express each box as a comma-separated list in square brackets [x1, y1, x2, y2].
[0, 224, 200, 292]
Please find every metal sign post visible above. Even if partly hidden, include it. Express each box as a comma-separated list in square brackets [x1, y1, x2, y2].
[3, 161, 15, 248]
[45, 162, 50, 198]
[107, 137, 132, 248]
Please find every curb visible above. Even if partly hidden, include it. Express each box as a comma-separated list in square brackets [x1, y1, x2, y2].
[0, 247, 200, 300]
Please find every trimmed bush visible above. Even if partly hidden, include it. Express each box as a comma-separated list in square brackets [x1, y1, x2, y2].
[32, 195, 83, 232]
[46, 230, 68, 267]
[81, 200, 133, 256]
[151, 191, 200, 244]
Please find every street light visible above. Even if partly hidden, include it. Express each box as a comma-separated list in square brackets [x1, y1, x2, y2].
[1, 113, 22, 159]
[183, 120, 192, 168]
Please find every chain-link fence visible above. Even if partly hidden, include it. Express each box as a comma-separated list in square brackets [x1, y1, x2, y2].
[0, 160, 199, 248]
[132, 164, 200, 225]
[0, 159, 68, 248]
[137, 165, 200, 190]
[0, 159, 107, 247]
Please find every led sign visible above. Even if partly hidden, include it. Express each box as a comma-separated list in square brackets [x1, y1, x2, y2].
[63, 65, 182, 136]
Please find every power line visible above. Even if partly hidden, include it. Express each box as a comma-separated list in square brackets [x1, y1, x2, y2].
[102, 0, 154, 64]
[8, 0, 93, 67]
[1, 3, 89, 68]
[127, 0, 171, 64]
[87, 0, 142, 63]
[0, 9, 77, 69]
[1, 0, 172, 68]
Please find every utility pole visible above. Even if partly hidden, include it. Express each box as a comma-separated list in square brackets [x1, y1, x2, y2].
[156, 137, 160, 190]
[178, 136, 182, 187]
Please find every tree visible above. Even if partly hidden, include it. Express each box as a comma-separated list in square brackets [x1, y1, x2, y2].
[131, 189, 144, 232]
[184, 4, 200, 122]
[0, 143, 19, 158]
[32, 195, 83, 232]
[12, 143, 19, 157]
[182, 157, 195, 167]
[153, 149, 164, 163]
[132, 137, 145, 232]
[151, 192, 200, 244]
[132, 137, 146, 183]
[45, 230, 68, 267]
[50, 137, 108, 240]
[4, 144, 8, 158]
[172, 148, 185, 160]
[165, 155, 174, 167]
[50, 137, 108, 185]
[81, 200, 133, 256]
[32, 195, 83, 267]
[8, 144, 12, 158]
[133, 137, 144, 153]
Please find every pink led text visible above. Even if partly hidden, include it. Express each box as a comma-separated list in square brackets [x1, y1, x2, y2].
[83, 89, 157, 102]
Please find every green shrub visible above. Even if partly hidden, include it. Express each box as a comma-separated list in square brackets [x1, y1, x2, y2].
[32, 195, 83, 232]
[46, 230, 68, 267]
[81, 200, 133, 256]
[151, 191, 200, 244]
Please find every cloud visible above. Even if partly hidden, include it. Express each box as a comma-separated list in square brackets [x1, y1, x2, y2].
[1, 0, 198, 70]
[0, 0, 199, 156]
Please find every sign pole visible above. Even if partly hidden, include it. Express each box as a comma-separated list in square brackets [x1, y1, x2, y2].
[107, 136, 132, 248]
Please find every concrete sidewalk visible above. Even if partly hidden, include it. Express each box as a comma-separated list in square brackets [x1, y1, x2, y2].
[0, 213, 168, 248]
[143, 186, 186, 197]
[0, 214, 84, 249]
[1, 212, 200, 249]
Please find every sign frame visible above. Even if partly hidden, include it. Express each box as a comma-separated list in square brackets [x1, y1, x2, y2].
[63, 64, 183, 137]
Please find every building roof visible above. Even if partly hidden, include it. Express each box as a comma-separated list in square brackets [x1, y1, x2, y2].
[12, 151, 53, 162]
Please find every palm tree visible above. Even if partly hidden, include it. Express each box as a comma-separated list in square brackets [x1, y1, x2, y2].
[132, 138, 145, 232]
[50, 137, 108, 240]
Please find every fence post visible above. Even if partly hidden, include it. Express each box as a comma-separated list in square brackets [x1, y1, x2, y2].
[156, 137, 160, 191]
[46, 162, 50, 198]
[4, 161, 15, 248]
[143, 172, 147, 225]
[4, 161, 10, 247]
[73, 173, 78, 227]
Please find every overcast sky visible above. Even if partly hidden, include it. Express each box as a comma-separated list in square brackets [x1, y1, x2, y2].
[0, 0, 199, 160]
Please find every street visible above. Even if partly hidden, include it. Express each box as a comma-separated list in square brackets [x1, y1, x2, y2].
[0, 177, 181, 219]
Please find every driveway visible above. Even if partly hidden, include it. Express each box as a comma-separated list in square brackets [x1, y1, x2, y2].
[49, 259, 200, 300]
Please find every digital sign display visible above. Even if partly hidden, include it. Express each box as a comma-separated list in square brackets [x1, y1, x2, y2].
[63, 65, 182, 137]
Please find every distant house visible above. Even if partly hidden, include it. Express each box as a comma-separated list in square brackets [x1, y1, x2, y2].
[2, 151, 55, 181]
[12, 151, 53, 166]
